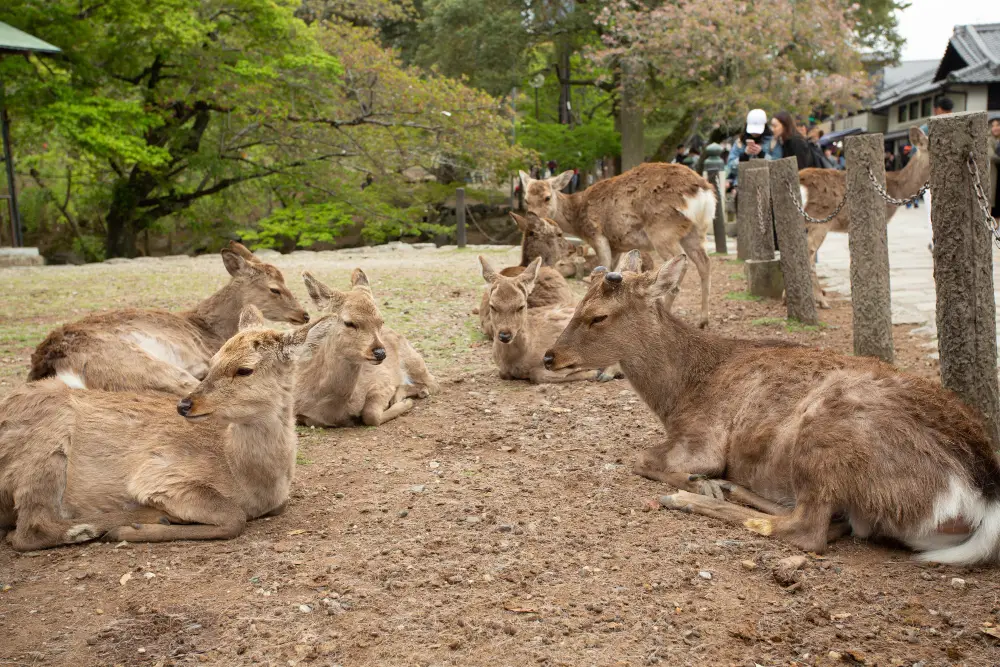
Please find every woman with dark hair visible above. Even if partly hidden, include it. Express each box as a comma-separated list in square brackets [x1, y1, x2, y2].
[770, 111, 813, 170]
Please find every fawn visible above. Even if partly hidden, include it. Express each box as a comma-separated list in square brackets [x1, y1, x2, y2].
[480, 256, 600, 384]
[543, 251, 1000, 564]
[295, 269, 438, 427]
[0, 307, 334, 551]
[520, 163, 715, 327]
[28, 241, 309, 395]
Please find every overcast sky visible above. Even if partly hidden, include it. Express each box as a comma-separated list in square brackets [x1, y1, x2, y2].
[898, 0, 999, 61]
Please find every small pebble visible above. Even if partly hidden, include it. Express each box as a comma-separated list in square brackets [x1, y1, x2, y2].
[698, 571, 712, 580]
[299, 604, 312, 613]
[740, 560, 757, 571]
[398, 510, 409, 518]
[950, 577, 966, 590]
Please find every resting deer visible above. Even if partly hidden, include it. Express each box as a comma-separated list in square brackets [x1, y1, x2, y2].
[28, 241, 310, 395]
[480, 256, 601, 384]
[543, 251, 1000, 564]
[799, 127, 929, 308]
[295, 270, 438, 427]
[0, 307, 334, 551]
[478, 212, 576, 338]
[519, 163, 716, 327]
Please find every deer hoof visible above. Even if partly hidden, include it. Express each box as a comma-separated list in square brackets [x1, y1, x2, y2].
[65, 524, 100, 543]
[658, 494, 692, 512]
[744, 518, 774, 536]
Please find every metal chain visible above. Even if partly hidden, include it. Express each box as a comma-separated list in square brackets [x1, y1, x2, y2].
[967, 153, 1000, 249]
[865, 167, 930, 207]
[785, 183, 847, 224]
[755, 186, 768, 235]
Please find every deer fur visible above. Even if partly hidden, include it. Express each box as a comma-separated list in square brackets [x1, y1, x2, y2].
[799, 127, 930, 308]
[28, 242, 310, 395]
[480, 256, 600, 384]
[478, 212, 576, 339]
[543, 251, 1000, 564]
[295, 269, 438, 427]
[519, 163, 716, 327]
[0, 307, 335, 551]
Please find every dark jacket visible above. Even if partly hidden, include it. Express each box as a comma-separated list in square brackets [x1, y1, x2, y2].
[781, 135, 813, 170]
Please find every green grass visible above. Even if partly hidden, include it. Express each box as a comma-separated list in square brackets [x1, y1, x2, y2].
[729, 272, 745, 280]
[725, 291, 762, 302]
[752, 317, 827, 333]
[296, 452, 314, 466]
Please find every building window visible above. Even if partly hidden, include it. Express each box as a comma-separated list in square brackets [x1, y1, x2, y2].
[921, 97, 932, 117]
[898, 105, 907, 122]
[909, 101, 920, 120]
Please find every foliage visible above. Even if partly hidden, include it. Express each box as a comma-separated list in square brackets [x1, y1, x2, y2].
[851, 0, 909, 67]
[516, 117, 619, 171]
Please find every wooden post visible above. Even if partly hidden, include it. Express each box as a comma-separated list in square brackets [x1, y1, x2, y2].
[456, 187, 466, 248]
[929, 110, 1000, 446]
[702, 143, 727, 254]
[768, 158, 818, 325]
[736, 161, 767, 260]
[742, 166, 784, 298]
[845, 133, 894, 363]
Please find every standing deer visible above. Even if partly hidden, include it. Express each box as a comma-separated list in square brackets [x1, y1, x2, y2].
[480, 256, 601, 384]
[295, 269, 438, 427]
[519, 163, 716, 327]
[0, 307, 335, 551]
[543, 251, 1000, 564]
[28, 241, 310, 395]
[799, 127, 929, 308]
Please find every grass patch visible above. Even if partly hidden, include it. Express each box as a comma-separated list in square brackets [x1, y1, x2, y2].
[724, 257, 745, 264]
[729, 272, 744, 280]
[752, 317, 827, 333]
[296, 452, 314, 466]
[725, 291, 762, 302]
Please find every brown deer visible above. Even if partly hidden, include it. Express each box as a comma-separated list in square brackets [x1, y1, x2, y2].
[519, 163, 716, 327]
[28, 241, 310, 395]
[0, 307, 335, 551]
[478, 212, 576, 339]
[543, 251, 1000, 564]
[295, 270, 438, 427]
[799, 127, 929, 308]
[480, 256, 602, 384]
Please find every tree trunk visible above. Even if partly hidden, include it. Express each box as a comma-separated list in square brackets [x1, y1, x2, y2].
[620, 57, 644, 172]
[557, 41, 572, 125]
[105, 173, 156, 258]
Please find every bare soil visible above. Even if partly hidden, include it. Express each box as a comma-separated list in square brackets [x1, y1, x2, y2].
[1, 246, 998, 667]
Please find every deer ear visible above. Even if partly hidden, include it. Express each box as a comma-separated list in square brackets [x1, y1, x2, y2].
[549, 170, 574, 192]
[227, 241, 259, 262]
[238, 305, 266, 331]
[479, 255, 499, 283]
[518, 170, 533, 187]
[302, 272, 345, 311]
[221, 248, 256, 277]
[510, 212, 529, 232]
[519, 257, 542, 294]
[615, 249, 643, 273]
[649, 255, 688, 299]
[351, 268, 370, 290]
[281, 315, 335, 360]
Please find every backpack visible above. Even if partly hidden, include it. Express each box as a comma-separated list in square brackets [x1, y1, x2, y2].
[808, 142, 835, 169]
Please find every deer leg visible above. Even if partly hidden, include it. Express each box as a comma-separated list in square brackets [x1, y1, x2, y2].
[806, 224, 831, 309]
[636, 467, 790, 514]
[103, 490, 247, 544]
[529, 367, 600, 384]
[679, 230, 712, 328]
[362, 397, 414, 426]
[589, 235, 614, 268]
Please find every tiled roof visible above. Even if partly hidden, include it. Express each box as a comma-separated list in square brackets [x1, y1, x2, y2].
[935, 23, 1000, 83]
[869, 61, 940, 110]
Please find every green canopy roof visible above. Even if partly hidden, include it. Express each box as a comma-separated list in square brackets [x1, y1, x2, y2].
[0, 21, 61, 55]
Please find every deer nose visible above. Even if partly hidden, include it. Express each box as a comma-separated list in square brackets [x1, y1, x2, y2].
[498, 331, 513, 344]
[543, 351, 555, 369]
[372, 347, 387, 362]
[177, 398, 193, 417]
[301, 313, 310, 323]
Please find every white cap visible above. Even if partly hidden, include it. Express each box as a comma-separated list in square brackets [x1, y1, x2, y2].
[746, 109, 767, 134]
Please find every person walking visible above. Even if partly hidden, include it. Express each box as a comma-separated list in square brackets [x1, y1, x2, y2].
[770, 111, 812, 169]
[671, 144, 687, 164]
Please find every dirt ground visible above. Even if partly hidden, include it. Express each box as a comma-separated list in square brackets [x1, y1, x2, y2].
[1, 245, 999, 667]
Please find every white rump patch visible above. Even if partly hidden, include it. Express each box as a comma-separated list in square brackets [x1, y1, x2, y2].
[799, 185, 809, 210]
[125, 332, 186, 368]
[56, 370, 87, 390]
[679, 188, 717, 235]
[909, 476, 1000, 565]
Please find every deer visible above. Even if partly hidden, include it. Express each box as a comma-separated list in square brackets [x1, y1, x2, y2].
[542, 250, 1000, 564]
[295, 269, 439, 427]
[478, 212, 576, 339]
[519, 163, 716, 327]
[479, 255, 604, 384]
[799, 127, 929, 308]
[0, 307, 335, 551]
[28, 241, 310, 395]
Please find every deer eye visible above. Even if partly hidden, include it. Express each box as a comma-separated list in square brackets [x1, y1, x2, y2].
[544, 196, 551, 202]
[235, 367, 254, 377]
[269, 288, 282, 295]
[590, 315, 608, 326]
[343, 321, 357, 329]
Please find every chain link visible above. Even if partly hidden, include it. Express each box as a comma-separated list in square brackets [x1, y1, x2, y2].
[785, 183, 847, 224]
[864, 167, 930, 207]
[966, 153, 1000, 249]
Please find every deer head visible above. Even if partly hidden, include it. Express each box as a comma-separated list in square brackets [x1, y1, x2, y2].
[220, 242, 310, 325]
[906, 126, 929, 171]
[480, 255, 541, 344]
[510, 211, 573, 267]
[543, 251, 688, 372]
[177, 305, 334, 422]
[518, 170, 574, 220]
[301, 269, 388, 365]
